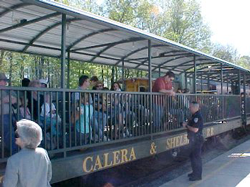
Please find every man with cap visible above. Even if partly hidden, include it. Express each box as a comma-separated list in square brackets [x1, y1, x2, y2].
[0, 73, 18, 153]
[39, 79, 48, 88]
[183, 101, 204, 181]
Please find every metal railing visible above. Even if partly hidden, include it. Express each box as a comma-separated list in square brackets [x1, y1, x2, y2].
[0, 87, 242, 161]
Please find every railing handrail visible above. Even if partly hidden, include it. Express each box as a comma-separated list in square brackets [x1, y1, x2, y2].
[0, 86, 242, 97]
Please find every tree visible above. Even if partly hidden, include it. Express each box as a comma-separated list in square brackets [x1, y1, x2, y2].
[236, 56, 250, 70]
[211, 44, 239, 63]
[162, 0, 212, 53]
[53, 0, 103, 15]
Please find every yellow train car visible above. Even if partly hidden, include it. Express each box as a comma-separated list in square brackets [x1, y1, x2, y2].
[121, 78, 152, 92]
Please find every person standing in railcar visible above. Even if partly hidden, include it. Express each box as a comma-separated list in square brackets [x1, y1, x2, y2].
[183, 101, 204, 181]
[152, 71, 175, 128]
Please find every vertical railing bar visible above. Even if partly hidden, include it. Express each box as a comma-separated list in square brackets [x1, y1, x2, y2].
[84, 93, 87, 145]
[110, 93, 113, 141]
[93, 93, 96, 143]
[128, 94, 131, 136]
[88, 93, 91, 145]
[105, 92, 108, 142]
[50, 91, 53, 150]
[43, 91, 46, 149]
[68, 92, 71, 148]
[9, 91, 12, 155]
[24, 91, 27, 119]
[56, 92, 59, 149]
[138, 94, 141, 136]
[16, 91, 20, 122]
[97, 92, 101, 142]
[79, 93, 82, 146]
[73, 93, 77, 146]
[1, 90, 4, 158]
[31, 90, 34, 121]
[101, 92, 104, 142]
[121, 93, 124, 138]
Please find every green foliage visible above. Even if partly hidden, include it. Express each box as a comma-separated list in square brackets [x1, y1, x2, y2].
[162, 0, 212, 52]
[212, 44, 238, 63]
[236, 56, 250, 70]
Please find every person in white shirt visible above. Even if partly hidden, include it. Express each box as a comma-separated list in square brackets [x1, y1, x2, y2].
[3, 119, 52, 187]
[40, 94, 61, 150]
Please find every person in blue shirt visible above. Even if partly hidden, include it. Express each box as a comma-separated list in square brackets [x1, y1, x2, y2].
[75, 93, 93, 144]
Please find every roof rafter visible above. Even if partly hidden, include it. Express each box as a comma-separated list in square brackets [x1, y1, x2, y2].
[0, 3, 30, 18]
[114, 44, 168, 66]
[89, 37, 145, 63]
[67, 28, 117, 51]
[22, 18, 80, 52]
[0, 12, 60, 34]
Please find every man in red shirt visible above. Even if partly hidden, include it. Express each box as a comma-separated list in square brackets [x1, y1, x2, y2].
[152, 71, 184, 130]
[152, 71, 175, 96]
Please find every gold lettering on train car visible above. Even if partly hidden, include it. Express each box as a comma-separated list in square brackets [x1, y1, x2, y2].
[150, 142, 157, 155]
[166, 134, 189, 149]
[206, 127, 215, 137]
[94, 155, 103, 171]
[183, 134, 189, 144]
[206, 128, 211, 137]
[83, 156, 94, 173]
[211, 127, 214, 136]
[113, 150, 121, 166]
[83, 147, 137, 173]
[129, 148, 136, 160]
[121, 149, 128, 163]
[103, 153, 113, 167]
[176, 136, 181, 147]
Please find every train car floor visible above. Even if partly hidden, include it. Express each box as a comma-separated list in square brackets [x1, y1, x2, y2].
[161, 139, 250, 187]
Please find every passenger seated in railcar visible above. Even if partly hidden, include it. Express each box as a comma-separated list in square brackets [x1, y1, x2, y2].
[39, 79, 48, 88]
[27, 80, 44, 122]
[111, 82, 122, 91]
[71, 75, 107, 142]
[19, 97, 31, 120]
[123, 89, 149, 135]
[92, 81, 108, 141]
[183, 88, 190, 94]
[0, 73, 18, 153]
[108, 91, 125, 139]
[21, 78, 30, 87]
[175, 89, 190, 121]
[177, 88, 182, 93]
[40, 93, 62, 134]
[135, 87, 150, 127]
[90, 76, 99, 90]
[72, 93, 93, 145]
[196, 97, 210, 123]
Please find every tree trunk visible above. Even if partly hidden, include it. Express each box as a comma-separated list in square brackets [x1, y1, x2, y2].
[0, 50, 5, 69]
[47, 59, 50, 87]
[9, 53, 13, 86]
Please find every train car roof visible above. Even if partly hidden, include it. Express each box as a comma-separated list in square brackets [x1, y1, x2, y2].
[0, 0, 249, 82]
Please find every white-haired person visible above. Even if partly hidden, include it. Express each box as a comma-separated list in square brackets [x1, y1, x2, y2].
[3, 119, 52, 187]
